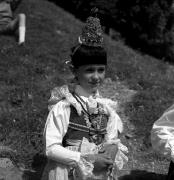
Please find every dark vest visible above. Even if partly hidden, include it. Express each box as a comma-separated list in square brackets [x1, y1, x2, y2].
[63, 105, 108, 146]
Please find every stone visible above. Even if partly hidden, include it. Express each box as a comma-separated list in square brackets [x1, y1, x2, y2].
[0, 158, 14, 168]
[0, 158, 25, 180]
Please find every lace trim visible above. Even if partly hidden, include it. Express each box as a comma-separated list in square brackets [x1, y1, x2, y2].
[48, 85, 83, 115]
[48, 85, 122, 139]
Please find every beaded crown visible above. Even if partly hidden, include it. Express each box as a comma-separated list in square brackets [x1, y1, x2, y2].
[79, 8, 103, 47]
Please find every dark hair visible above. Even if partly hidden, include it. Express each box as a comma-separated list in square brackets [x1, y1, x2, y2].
[70, 44, 107, 68]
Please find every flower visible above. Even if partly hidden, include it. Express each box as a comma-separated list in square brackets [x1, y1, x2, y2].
[87, 96, 98, 114]
[86, 97, 109, 131]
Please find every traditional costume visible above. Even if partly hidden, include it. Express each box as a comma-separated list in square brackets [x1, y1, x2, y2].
[41, 9, 128, 180]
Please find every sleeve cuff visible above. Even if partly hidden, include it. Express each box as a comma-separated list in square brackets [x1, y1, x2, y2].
[46, 145, 81, 166]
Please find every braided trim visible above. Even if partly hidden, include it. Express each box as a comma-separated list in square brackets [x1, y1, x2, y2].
[69, 122, 107, 134]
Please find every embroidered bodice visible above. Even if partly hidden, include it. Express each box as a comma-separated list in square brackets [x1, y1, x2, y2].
[63, 103, 108, 146]
[48, 84, 123, 143]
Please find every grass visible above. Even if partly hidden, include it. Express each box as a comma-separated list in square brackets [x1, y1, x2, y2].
[0, 0, 174, 179]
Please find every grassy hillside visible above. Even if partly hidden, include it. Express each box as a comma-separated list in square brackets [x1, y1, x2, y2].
[1, 0, 174, 179]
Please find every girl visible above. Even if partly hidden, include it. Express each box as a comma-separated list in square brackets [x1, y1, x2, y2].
[42, 12, 128, 180]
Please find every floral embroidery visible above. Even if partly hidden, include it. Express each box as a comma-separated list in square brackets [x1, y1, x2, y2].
[48, 85, 122, 142]
[83, 96, 109, 144]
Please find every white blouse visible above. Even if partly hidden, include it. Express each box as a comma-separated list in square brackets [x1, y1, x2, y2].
[151, 104, 174, 161]
[43, 85, 123, 167]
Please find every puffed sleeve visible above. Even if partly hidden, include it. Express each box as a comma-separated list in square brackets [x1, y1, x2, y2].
[105, 104, 123, 141]
[151, 107, 174, 161]
[97, 98, 123, 141]
[43, 100, 81, 166]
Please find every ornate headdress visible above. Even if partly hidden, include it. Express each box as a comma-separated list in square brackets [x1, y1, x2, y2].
[70, 8, 107, 68]
[78, 8, 103, 47]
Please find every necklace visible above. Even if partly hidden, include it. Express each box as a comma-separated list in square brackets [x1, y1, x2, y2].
[72, 93, 106, 130]
[72, 93, 92, 128]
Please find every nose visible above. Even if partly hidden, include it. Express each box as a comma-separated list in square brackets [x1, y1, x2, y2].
[92, 71, 99, 81]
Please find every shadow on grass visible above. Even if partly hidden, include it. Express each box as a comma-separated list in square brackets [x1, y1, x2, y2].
[22, 154, 47, 180]
[119, 170, 167, 180]
[23, 166, 45, 180]
[25, 169, 167, 180]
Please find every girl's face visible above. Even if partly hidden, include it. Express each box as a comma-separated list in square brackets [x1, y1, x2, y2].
[74, 64, 106, 94]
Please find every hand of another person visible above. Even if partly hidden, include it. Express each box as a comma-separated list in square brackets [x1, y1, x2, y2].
[93, 153, 113, 172]
[99, 143, 119, 160]
[82, 153, 113, 172]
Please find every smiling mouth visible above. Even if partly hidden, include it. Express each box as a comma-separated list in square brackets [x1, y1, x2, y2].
[90, 82, 100, 86]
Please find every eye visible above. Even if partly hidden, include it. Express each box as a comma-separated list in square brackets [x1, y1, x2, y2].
[85, 68, 95, 73]
[98, 68, 105, 73]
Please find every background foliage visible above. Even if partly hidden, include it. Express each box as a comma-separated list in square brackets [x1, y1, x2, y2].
[49, 0, 174, 61]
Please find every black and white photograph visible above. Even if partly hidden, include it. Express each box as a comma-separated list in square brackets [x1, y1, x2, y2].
[0, 0, 174, 180]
